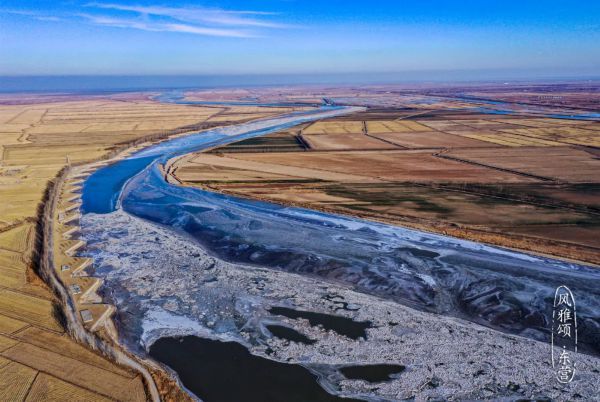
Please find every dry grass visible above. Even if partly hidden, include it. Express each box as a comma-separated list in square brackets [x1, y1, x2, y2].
[366, 120, 430, 133]
[0, 314, 29, 335]
[2, 343, 146, 401]
[303, 133, 396, 150]
[231, 150, 533, 183]
[0, 133, 25, 151]
[446, 147, 600, 182]
[3, 145, 109, 166]
[497, 126, 600, 147]
[0, 248, 27, 269]
[15, 327, 134, 377]
[0, 224, 33, 253]
[416, 116, 599, 147]
[25, 373, 112, 402]
[367, 131, 492, 148]
[0, 290, 62, 331]
[454, 131, 563, 147]
[0, 355, 8, 369]
[500, 118, 592, 128]
[0, 361, 37, 402]
[0, 264, 26, 290]
[303, 121, 364, 134]
[418, 120, 477, 131]
[0, 166, 62, 228]
[181, 153, 376, 182]
[0, 334, 19, 352]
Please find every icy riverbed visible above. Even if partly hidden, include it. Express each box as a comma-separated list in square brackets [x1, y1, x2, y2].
[80, 210, 600, 401]
[78, 102, 600, 400]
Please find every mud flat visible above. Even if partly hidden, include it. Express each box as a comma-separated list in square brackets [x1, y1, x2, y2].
[71, 95, 600, 401]
[80, 209, 600, 401]
[172, 107, 600, 265]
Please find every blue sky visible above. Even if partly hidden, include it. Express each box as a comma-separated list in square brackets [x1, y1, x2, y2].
[0, 1, 599, 77]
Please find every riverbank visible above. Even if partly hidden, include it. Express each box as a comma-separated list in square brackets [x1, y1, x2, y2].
[71, 98, 600, 400]
[80, 207, 600, 400]
[45, 127, 230, 401]
[166, 107, 600, 267]
[3, 95, 305, 401]
[172, 173, 600, 267]
[46, 120, 317, 400]
[0, 95, 244, 401]
[62, 104, 357, 400]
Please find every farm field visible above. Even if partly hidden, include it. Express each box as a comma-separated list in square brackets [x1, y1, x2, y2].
[0, 92, 290, 401]
[367, 131, 492, 148]
[222, 150, 535, 182]
[173, 108, 600, 264]
[366, 120, 431, 133]
[302, 120, 364, 134]
[210, 128, 308, 153]
[419, 117, 600, 147]
[444, 146, 600, 182]
[302, 133, 397, 150]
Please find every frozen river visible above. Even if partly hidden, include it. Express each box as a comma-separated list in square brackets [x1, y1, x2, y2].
[78, 101, 600, 400]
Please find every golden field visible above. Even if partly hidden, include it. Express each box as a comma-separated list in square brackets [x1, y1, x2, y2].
[419, 117, 600, 147]
[0, 93, 290, 401]
[302, 120, 364, 134]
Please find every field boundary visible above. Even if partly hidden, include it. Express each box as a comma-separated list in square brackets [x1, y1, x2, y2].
[434, 150, 557, 182]
[39, 166, 161, 401]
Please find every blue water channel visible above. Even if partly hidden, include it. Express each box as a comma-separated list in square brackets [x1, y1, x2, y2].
[81, 103, 600, 355]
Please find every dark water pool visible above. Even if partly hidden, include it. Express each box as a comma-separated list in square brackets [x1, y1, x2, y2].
[149, 336, 359, 402]
[269, 307, 372, 340]
[266, 324, 316, 345]
[339, 364, 406, 383]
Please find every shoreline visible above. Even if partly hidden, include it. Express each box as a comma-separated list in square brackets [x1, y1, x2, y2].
[44, 104, 333, 401]
[45, 100, 597, 401]
[166, 156, 599, 268]
[44, 124, 260, 401]
[78, 206, 600, 401]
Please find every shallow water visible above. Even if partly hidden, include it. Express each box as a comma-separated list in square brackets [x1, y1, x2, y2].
[265, 324, 316, 345]
[339, 365, 405, 383]
[269, 307, 372, 340]
[116, 164, 600, 353]
[76, 98, 600, 400]
[81, 103, 600, 355]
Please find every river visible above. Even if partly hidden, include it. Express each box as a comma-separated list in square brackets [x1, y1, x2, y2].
[78, 99, 600, 401]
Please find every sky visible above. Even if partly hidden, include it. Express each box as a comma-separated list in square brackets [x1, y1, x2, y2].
[0, 1, 599, 79]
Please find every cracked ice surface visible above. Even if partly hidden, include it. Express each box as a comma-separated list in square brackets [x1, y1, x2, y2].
[80, 210, 600, 401]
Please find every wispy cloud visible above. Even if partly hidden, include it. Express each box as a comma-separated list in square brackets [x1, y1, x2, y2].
[34, 16, 63, 22]
[1, 3, 289, 38]
[1, 9, 62, 22]
[79, 14, 257, 38]
[87, 3, 287, 28]
[81, 2, 290, 37]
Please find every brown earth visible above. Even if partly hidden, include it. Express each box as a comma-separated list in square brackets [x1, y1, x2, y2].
[172, 109, 600, 265]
